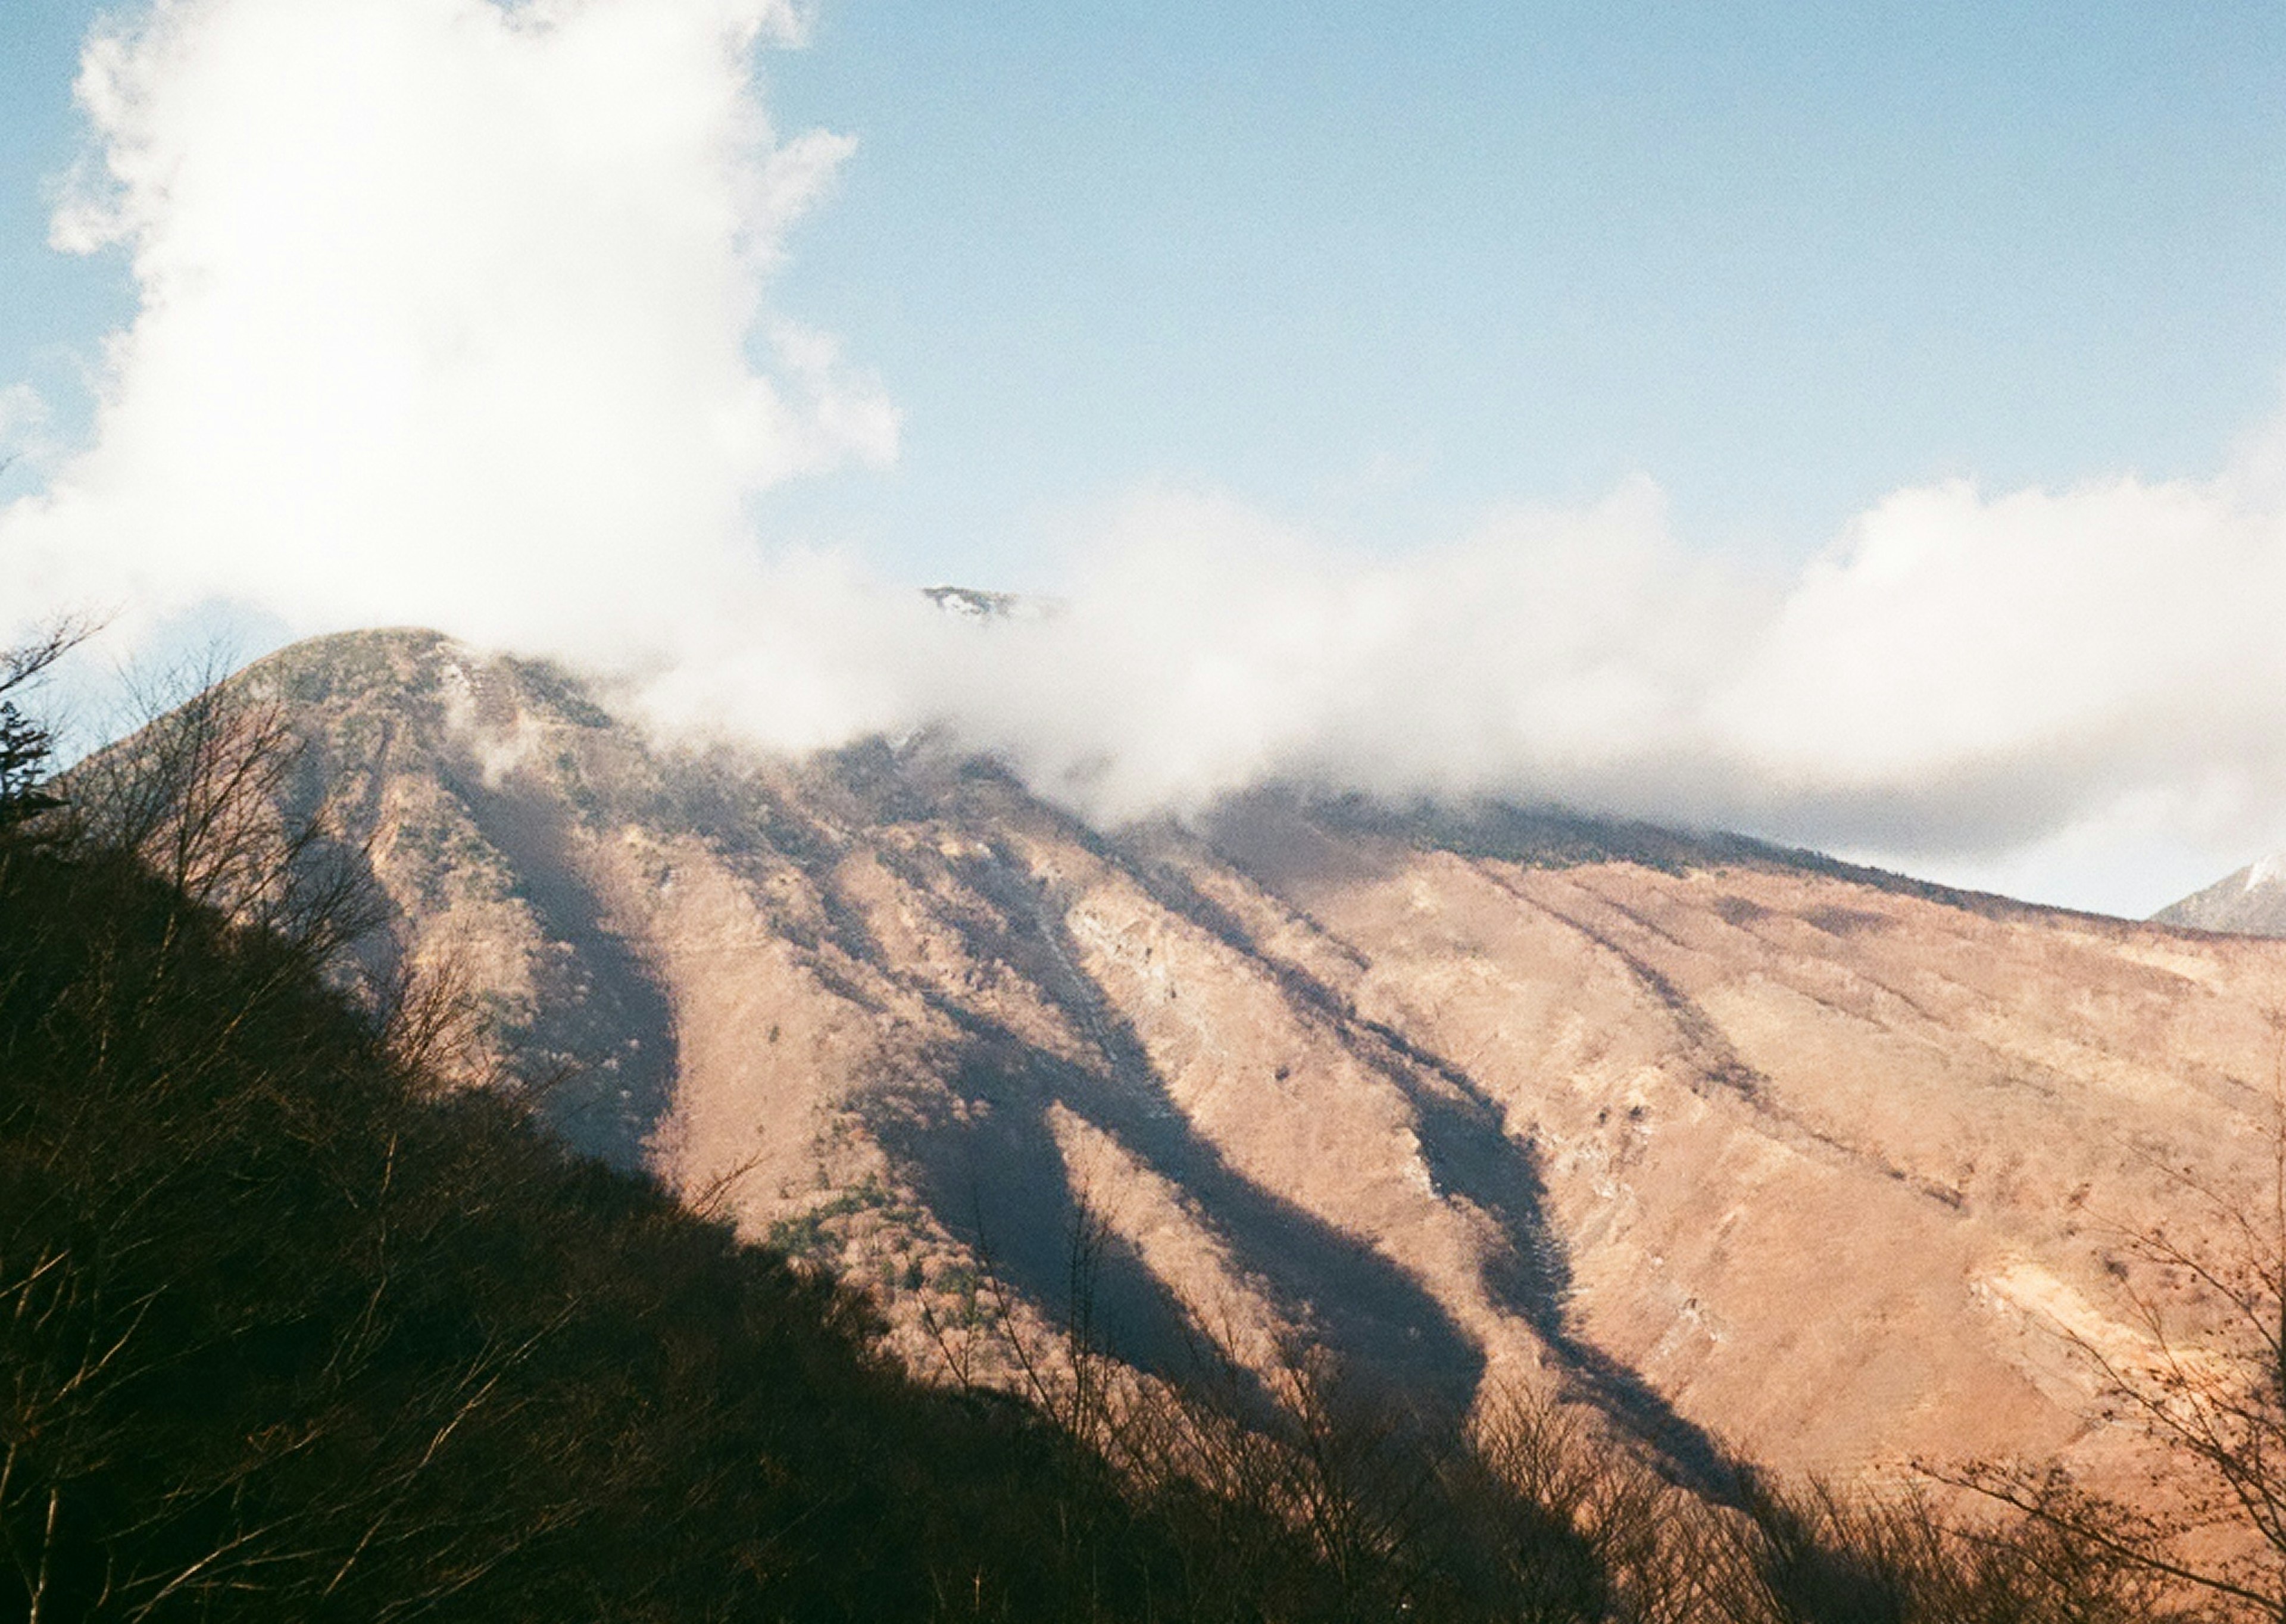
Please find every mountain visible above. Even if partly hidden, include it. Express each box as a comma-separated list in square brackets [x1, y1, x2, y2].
[230, 627, 2286, 1497]
[11, 733, 2178, 1624]
[2153, 855, 2286, 937]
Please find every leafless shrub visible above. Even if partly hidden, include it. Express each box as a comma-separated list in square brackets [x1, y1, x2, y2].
[1926, 1017, 2286, 1622]
[63, 655, 384, 964]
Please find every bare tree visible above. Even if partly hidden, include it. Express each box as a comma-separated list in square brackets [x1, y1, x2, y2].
[1939, 1019, 2286, 1621]
[63, 655, 385, 963]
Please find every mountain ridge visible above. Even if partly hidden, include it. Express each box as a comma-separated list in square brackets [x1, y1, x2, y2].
[204, 626, 2286, 1500]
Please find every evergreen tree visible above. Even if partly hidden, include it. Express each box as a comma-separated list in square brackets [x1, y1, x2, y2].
[0, 698, 57, 820]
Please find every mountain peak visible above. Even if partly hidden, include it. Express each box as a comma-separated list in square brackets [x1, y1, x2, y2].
[2153, 855, 2286, 936]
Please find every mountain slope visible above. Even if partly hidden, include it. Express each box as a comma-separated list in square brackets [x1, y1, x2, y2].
[239, 628, 2286, 1492]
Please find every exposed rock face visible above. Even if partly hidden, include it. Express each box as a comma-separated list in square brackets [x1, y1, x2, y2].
[241, 629, 2286, 1491]
[2155, 856, 2286, 938]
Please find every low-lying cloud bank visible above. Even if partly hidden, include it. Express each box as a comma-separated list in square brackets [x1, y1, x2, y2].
[8, 0, 2286, 915]
[633, 463, 2286, 879]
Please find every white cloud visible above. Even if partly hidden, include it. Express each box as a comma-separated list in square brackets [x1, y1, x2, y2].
[905, 482, 1765, 825]
[622, 450, 2286, 908]
[7, 0, 892, 658]
[1707, 458, 2286, 859]
[736, 457, 2286, 916]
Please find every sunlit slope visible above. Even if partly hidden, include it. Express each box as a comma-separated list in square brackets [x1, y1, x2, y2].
[245, 628, 2286, 1487]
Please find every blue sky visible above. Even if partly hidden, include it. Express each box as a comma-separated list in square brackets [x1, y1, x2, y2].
[0, 1, 135, 474]
[9, 1, 2286, 579]
[760, 1, 2286, 582]
[8, 0, 2286, 916]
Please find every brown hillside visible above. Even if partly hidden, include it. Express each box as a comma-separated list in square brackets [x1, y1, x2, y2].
[232, 628, 2286, 1494]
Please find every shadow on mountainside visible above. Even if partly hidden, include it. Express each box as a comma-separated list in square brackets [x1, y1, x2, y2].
[788, 752, 1737, 1483]
[1126, 833, 1745, 1498]
[875, 1005, 1491, 1431]
[647, 745, 1491, 1425]
[448, 769, 681, 1169]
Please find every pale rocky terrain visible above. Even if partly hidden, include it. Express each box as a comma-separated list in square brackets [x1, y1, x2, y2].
[232, 628, 2286, 1497]
[2157, 854, 2286, 937]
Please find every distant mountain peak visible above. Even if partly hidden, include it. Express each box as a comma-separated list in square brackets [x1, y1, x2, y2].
[2153, 853, 2286, 937]
[921, 584, 1060, 623]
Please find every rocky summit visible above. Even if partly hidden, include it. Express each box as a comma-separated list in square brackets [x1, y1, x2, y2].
[229, 627, 2286, 1495]
[2156, 854, 2286, 938]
